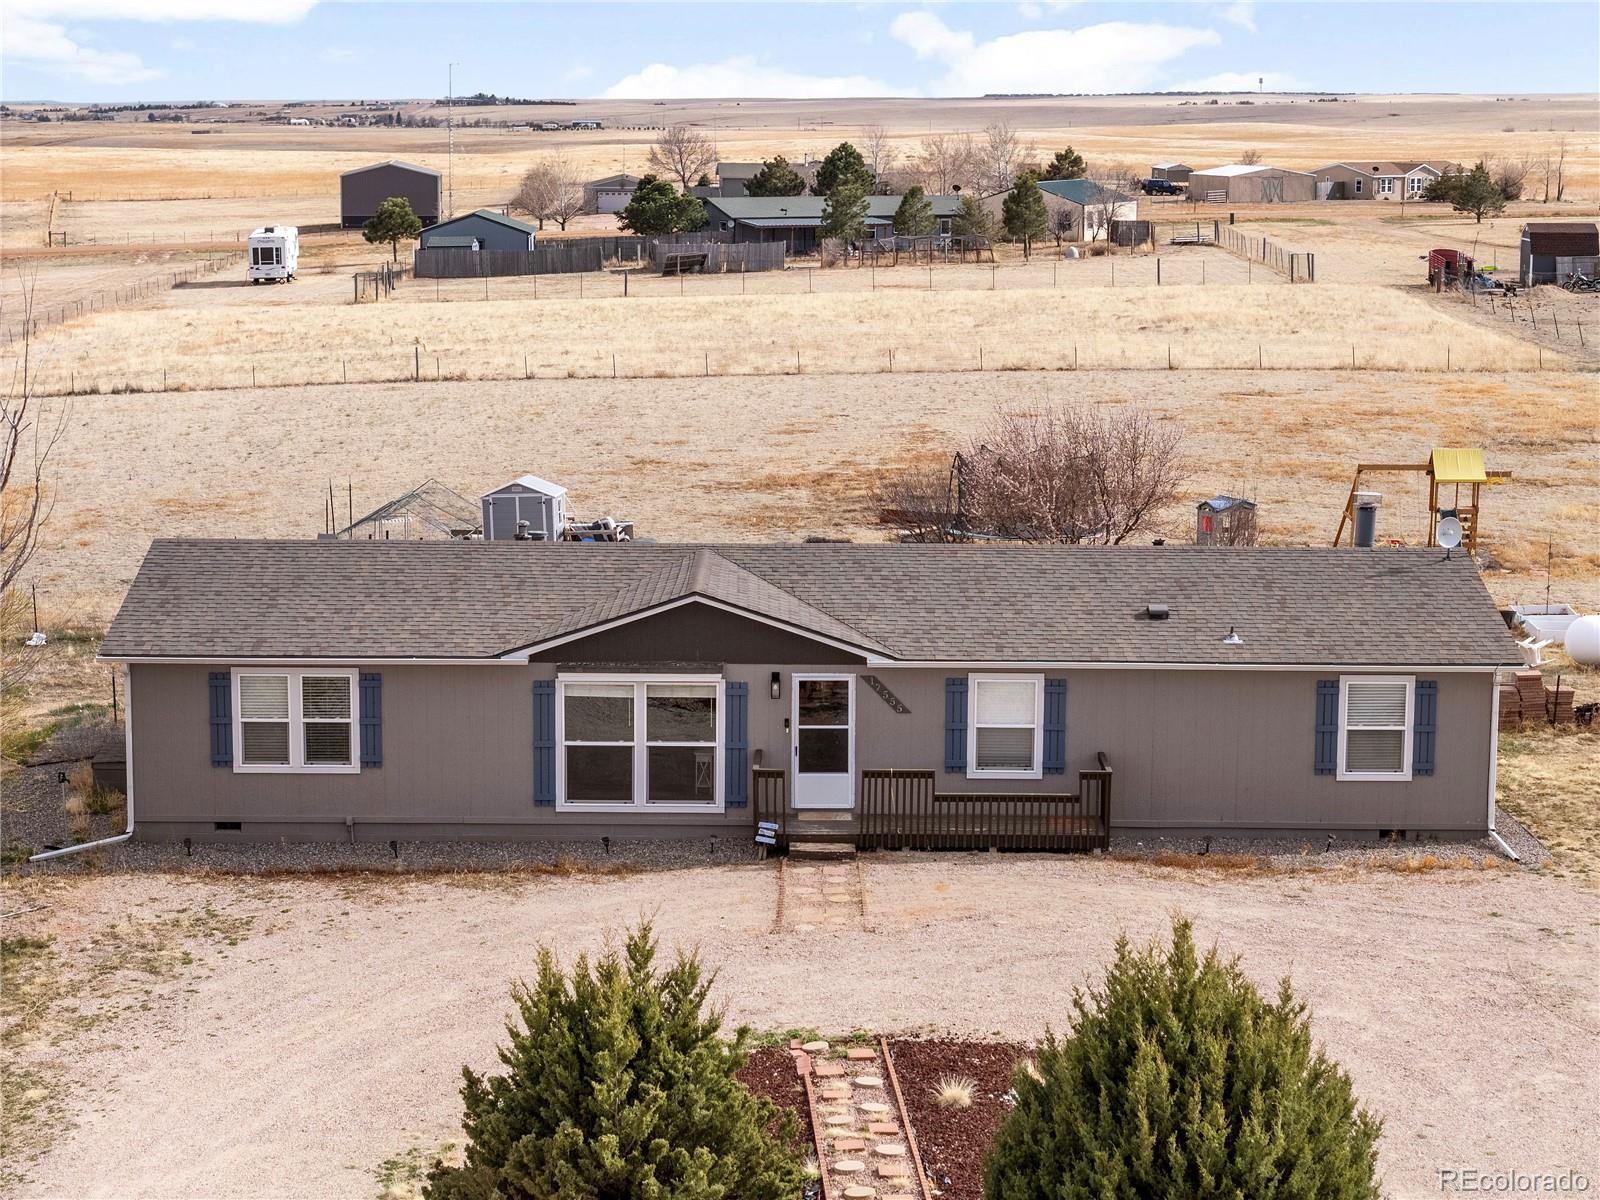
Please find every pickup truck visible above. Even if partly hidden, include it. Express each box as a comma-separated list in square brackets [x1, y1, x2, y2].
[1141, 178, 1183, 196]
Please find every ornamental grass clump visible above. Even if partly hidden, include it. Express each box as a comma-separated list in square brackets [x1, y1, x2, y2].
[984, 917, 1382, 1200]
[424, 921, 803, 1200]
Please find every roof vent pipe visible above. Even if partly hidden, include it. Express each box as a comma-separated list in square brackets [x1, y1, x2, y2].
[1353, 490, 1381, 549]
[1146, 604, 1169, 620]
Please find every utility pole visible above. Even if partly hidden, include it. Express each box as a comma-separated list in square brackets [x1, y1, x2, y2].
[447, 62, 460, 218]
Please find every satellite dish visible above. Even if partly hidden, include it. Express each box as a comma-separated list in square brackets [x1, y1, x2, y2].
[1436, 515, 1463, 550]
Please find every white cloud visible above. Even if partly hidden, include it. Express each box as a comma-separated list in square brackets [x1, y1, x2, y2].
[1018, 1, 1082, 18]
[603, 56, 904, 99]
[1217, 2, 1256, 33]
[1178, 70, 1306, 92]
[889, 10, 1221, 95]
[1, 1, 318, 87]
[0, 13, 161, 84]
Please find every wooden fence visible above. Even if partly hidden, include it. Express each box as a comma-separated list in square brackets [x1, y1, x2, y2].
[1214, 221, 1315, 282]
[414, 237, 650, 278]
[857, 767, 1110, 852]
[648, 241, 786, 274]
[753, 768, 788, 848]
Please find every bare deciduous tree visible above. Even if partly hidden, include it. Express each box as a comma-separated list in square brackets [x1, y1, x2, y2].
[1049, 203, 1078, 247]
[1546, 138, 1568, 202]
[1082, 170, 1140, 241]
[515, 156, 586, 230]
[962, 403, 1185, 544]
[1238, 148, 1263, 165]
[978, 121, 1038, 195]
[647, 124, 716, 191]
[911, 132, 975, 195]
[860, 124, 898, 190]
[1493, 154, 1531, 201]
[2, 266, 71, 700]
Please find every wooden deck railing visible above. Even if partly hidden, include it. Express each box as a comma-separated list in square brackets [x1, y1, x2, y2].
[857, 760, 1111, 852]
[752, 768, 788, 850]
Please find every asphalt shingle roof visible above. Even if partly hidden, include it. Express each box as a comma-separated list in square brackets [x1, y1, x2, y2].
[104, 541, 1519, 668]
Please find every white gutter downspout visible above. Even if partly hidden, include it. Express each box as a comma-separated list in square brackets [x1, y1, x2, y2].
[30, 665, 134, 863]
[1485, 666, 1520, 862]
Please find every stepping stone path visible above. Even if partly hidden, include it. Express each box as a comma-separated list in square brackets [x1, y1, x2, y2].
[778, 860, 866, 932]
[790, 1039, 928, 1200]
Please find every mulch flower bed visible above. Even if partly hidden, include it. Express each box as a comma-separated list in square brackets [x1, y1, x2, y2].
[736, 1044, 814, 1157]
[888, 1038, 1030, 1200]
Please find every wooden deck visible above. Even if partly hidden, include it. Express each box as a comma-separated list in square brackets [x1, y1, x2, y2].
[752, 758, 1112, 854]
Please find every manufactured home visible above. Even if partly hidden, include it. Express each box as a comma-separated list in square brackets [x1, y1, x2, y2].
[700, 195, 963, 255]
[99, 541, 1518, 849]
[1314, 161, 1458, 201]
[246, 225, 298, 283]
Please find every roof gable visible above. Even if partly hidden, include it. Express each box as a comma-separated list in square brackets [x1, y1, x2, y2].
[426, 209, 538, 236]
[341, 159, 441, 178]
[1037, 178, 1132, 205]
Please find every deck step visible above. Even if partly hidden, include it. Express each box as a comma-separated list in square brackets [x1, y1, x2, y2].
[788, 840, 857, 861]
[794, 810, 854, 822]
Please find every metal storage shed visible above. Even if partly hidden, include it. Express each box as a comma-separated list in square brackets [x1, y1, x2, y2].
[340, 160, 442, 229]
[1519, 221, 1599, 286]
[1151, 162, 1193, 184]
[481, 475, 568, 541]
[1187, 164, 1316, 204]
[419, 209, 537, 252]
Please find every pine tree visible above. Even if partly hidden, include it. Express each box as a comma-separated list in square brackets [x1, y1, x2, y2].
[1001, 174, 1049, 258]
[950, 194, 996, 245]
[618, 175, 707, 236]
[1040, 146, 1087, 180]
[362, 195, 423, 261]
[744, 155, 808, 198]
[893, 185, 936, 237]
[821, 181, 871, 245]
[425, 922, 802, 1200]
[1426, 160, 1506, 223]
[812, 141, 874, 196]
[984, 918, 1383, 1200]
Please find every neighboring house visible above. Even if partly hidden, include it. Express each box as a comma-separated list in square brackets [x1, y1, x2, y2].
[1187, 164, 1317, 204]
[1150, 162, 1193, 185]
[340, 159, 442, 228]
[418, 209, 537, 251]
[982, 178, 1139, 242]
[582, 174, 640, 215]
[707, 160, 819, 198]
[1314, 160, 1458, 201]
[1519, 221, 1600, 286]
[101, 542, 1517, 846]
[700, 195, 963, 255]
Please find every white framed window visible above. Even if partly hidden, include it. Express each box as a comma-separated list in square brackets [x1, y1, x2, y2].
[557, 675, 722, 812]
[967, 674, 1044, 780]
[1377, 177, 1396, 196]
[1354, 177, 1363, 194]
[1337, 676, 1413, 781]
[233, 669, 357, 773]
[1407, 174, 1427, 194]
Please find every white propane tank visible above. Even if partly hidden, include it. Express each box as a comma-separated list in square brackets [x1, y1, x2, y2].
[1565, 614, 1600, 666]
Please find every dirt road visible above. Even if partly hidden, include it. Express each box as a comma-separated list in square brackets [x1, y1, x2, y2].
[4, 858, 1595, 1199]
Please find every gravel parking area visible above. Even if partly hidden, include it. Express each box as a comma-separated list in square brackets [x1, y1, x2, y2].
[3, 857, 1594, 1199]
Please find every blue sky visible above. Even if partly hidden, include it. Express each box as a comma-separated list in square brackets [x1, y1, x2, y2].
[3, 2, 1596, 102]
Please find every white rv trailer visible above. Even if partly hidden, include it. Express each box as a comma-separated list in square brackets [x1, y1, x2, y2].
[247, 225, 299, 284]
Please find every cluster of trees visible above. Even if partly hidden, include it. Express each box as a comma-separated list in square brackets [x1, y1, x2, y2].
[1425, 146, 1570, 221]
[423, 918, 1381, 1199]
[875, 402, 1186, 546]
[514, 157, 584, 231]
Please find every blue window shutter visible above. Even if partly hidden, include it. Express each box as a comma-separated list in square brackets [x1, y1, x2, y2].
[1043, 678, 1067, 774]
[724, 681, 749, 808]
[209, 671, 232, 767]
[533, 679, 556, 806]
[1314, 679, 1339, 776]
[359, 672, 383, 768]
[1413, 679, 1438, 776]
[944, 677, 968, 773]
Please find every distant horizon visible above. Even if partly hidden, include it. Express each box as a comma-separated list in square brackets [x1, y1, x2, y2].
[4, 2, 1598, 104]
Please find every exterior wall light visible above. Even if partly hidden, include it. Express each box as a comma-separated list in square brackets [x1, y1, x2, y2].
[770, 671, 782, 700]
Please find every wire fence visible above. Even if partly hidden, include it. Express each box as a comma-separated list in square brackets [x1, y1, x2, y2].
[1456, 283, 1593, 349]
[0, 253, 243, 346]
[1213, 222, 1315, 281]
[17, 333, 1572, 399]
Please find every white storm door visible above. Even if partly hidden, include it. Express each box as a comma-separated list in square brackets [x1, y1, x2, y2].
[792, 674, 854, 809]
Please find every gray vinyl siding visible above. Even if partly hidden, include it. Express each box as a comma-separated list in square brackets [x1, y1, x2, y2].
[419, 213, 535, 252]
[340, 164, 442, 228]
[128, 652, 1494, 842]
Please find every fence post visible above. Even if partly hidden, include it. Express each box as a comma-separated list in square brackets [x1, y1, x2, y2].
[415, 347, 420, 381]
[1156, 257, 1161, 285]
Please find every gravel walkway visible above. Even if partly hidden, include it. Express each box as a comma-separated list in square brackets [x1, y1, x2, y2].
[4, 859, 1594, 1199]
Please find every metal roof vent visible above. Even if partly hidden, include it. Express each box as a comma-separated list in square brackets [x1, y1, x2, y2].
[1146, 604, 1170, 620]
[1222, 626, 1244, 646]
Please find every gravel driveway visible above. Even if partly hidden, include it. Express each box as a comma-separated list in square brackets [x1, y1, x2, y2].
[4, 857, 1596, 1200]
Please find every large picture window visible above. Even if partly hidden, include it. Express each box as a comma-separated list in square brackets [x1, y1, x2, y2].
[233, 669, 356, 773]
[1338, 676, 1413, 781]
[558, 676, 721, 810]
[967, 674, 1043, 780]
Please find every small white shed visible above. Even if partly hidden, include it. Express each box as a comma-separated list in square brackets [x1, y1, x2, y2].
[481, 475, 568, 541]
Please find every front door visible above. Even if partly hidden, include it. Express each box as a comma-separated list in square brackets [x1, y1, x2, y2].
[792, 674, 854, 809]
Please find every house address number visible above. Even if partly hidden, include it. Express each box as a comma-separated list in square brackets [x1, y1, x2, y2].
[862, 675, 909, 714]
